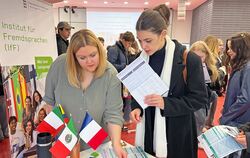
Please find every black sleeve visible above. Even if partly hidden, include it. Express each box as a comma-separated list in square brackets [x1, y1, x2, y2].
[239, 122, 250, 132]
[163, 52, 208, 117]
[246, 132, 250, 153]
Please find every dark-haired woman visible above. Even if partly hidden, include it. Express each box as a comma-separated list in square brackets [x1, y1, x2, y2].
[130, 8, 207, 158]
[220, 33, 250, 127]
[22, 96, 34, 127]
[23, 120, 37, 150]
[32, 90, 47, 124]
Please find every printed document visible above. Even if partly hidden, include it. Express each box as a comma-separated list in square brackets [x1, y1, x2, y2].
[101, 146, 148, 158]
[198, 125, 245, 158]
[117, 56, 168, 109]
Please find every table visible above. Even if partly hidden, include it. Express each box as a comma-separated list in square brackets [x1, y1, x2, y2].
[78, 141, 155, 158]
[25, 141, 155, 158]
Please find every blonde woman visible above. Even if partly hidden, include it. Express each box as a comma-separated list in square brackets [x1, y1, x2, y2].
[44, 29, 126, 158]
[204, 35, 226, 96]
[190, 41, 219, 132]
[190, 41, 218, 83]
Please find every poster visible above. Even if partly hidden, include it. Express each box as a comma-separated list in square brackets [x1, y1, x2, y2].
[0, 0, 57, 157]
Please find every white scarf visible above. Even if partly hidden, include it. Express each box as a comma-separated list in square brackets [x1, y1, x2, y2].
[135, 36, 175, 158]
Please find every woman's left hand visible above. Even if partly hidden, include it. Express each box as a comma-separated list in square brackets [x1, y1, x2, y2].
[113, 144, 127, 158]
[144, 94, 164, 109]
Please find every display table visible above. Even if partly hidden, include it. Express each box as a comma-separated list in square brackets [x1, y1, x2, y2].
[24, 141, 155, 158]
[75, 141, 155, 158]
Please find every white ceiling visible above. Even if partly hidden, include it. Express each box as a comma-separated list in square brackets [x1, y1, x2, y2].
[45, 0, 207, 10]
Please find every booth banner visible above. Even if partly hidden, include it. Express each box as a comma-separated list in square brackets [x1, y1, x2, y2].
[0, 1, 57, 157]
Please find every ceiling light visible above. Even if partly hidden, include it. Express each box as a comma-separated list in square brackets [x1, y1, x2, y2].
[124, 1, 128, 5]
[83, 1, 88, 4]
[185, 2, 191, 6]
[63, 0, 68, 3]
[165, 2, 170, 6]
[178, 0, 186, 20]
[104, 1, 108, 4]
[144, 1, 149, 5]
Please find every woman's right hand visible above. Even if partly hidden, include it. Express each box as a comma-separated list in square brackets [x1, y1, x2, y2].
[70, 141, 80, 158]
[235, 131, 247, 147]
[130, 108, 141, 124]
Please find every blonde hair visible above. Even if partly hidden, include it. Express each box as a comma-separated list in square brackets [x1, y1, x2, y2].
[66, 29, 107, 88]
[204, 35, 220, 58]
[190, 41, 218, 82]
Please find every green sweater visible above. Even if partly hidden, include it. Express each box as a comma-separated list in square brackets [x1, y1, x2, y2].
[44, 54, 124, 149]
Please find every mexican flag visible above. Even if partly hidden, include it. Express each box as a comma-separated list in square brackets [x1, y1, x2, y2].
[36, 106, 64, 137]
[50, 117, 78, 158]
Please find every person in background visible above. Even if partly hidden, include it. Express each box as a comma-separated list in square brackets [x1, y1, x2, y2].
[107, 31, 135, 72]
[220, 32, 250, 128]
[130, 9, 207, 158]
[190, 41, 219, 134]
[128, 40, 141, 64]
[122, 40, 141, 127]
[107, 31, 135, 132]
[98, 37, 105, 46]
[218, 38, 230, 93]
[218, 38, 224, 57]
[0, 66, 9, 142]
[220, 33, 250, 158]
[23, 119, 37, 150]
[204, 35, 226, 96]
[9, 116, 25, 158]
[35, 108, 47, 128]
[56, 21, 74, 56]
[44, 29, 127, 158]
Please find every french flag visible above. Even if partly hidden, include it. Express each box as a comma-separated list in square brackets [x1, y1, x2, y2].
[79, 112, 108, 150]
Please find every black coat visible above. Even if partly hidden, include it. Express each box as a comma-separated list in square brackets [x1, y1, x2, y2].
[132, 40, 208, 158]
[56, 34, 69, 56]
[107, 41, 128, 72]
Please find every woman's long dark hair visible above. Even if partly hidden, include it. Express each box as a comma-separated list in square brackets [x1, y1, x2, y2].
[24, 119, 35, 143]
[225, 32, 250, 71]
[32, 90, 42, 110]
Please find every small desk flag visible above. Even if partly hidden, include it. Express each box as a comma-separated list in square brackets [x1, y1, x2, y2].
[36, 106, 64, 137]
[59, 104, 69, 123]
[50, 117, 78, 158]
[79, 112, 108, 150]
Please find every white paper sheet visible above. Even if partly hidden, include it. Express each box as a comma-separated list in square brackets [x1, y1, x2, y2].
[117, 56, 168, 109]
[198, 125, 245, 158]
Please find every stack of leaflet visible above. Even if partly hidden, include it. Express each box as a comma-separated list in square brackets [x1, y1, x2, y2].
[198, 125, 245, 158]
[101, 146, 148, 158]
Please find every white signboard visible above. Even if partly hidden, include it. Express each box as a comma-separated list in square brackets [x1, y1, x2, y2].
[0, 0, 57, 66]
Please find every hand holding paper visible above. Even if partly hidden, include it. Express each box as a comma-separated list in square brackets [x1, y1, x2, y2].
[235, 132, 247, 148]
[198, 125, 245, 158]
[144, 94, 164, 109]
[117, 56, 168, 109]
